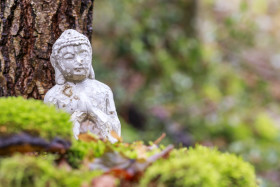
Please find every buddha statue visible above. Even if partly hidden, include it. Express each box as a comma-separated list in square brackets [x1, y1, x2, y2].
[44, 29, 121, 143]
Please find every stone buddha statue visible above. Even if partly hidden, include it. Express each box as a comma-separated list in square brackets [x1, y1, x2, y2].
[44, 29, 121, 143]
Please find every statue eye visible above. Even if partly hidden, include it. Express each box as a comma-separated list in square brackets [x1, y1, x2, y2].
[79, 51, 89, 57]
[63, 53, 74, 59]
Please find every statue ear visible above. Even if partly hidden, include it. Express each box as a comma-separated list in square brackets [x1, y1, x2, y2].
[88, 66, 95, 79]
[55, 69, 66, 85]
[50, 54, 56, 68]
[51, 54, 66, 85]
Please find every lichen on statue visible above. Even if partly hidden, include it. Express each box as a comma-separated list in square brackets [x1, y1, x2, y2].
[44, 29, 121, 143]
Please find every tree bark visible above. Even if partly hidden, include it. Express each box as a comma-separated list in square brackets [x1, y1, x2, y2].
[0, 0, 94, 99]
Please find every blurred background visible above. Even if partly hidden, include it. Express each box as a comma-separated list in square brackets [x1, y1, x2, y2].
[92, 0, 280, 186]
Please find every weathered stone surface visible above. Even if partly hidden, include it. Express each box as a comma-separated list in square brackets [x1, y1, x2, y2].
[44, 29, 121, 143]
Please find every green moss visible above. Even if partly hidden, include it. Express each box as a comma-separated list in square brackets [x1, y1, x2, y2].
[0, 155, 102, 187]
[0, 97, 259, 187]
[0, 97, 72, 140]
[67, 139, 107, 168]
[67, 134, 162, 168]
[140, 145, 258, 187]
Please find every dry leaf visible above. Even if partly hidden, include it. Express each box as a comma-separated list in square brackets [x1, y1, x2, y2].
[89, 145, 174, 181]
[78, 133, 99, 142]
[111, 130, 123, 142]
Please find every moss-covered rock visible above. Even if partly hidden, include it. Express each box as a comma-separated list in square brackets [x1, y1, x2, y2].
[0, 97, 72, 140]
[0, 97, 259, 187]
[140, 145, 258, 187]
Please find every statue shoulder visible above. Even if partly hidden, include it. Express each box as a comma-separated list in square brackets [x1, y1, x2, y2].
[44, 85, 62, 104]
[90, 80, 112, 92]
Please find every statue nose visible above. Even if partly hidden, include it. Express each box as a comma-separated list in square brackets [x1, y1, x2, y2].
[77, 57, 83, 64]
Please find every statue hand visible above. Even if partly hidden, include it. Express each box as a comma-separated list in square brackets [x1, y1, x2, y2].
[70, 111, 86, 139]
[73, 121, 80, 139]
[88, 106, 109, 124]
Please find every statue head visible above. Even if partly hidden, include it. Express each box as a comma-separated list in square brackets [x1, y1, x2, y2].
[51, 29, 95, 84]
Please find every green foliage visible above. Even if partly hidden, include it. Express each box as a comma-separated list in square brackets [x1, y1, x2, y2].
[119, 117, 141, 143]
[93, 1, 280, 185]
[140, 145, 258, 187]
[0, 155, 102, 187]
[254, 113, 278, 140]
[0, 97, 72, 140]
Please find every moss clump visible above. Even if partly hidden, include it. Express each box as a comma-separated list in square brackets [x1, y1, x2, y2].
[0, 97, 72, 140]
[68, 136, 154, 168]
[140, 145, 258, 187]
[67, 139, 107, 168]
[0, 155, 102, 187]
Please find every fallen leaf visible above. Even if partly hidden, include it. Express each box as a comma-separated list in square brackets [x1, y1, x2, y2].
[89, 145, 174, 181]
[78, 133, 99, 143]
[111, 130, 123, 142]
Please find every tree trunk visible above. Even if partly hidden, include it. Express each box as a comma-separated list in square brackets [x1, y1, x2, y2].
[0, 0, 94, 99]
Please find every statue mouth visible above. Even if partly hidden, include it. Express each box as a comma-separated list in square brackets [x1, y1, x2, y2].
[74, 68, 86, 72]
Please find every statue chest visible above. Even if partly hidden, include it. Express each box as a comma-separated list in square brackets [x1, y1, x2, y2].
[56, 84, 109, 114]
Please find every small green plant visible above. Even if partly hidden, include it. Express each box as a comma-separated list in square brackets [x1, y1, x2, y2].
[0, 97, 72, 140]
[140, 145, 258, 187]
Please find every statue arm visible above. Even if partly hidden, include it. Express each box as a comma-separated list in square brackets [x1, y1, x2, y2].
[106, 89, 121, 136]
[44, 87, 59, 107]
[87, 89, 121, 137]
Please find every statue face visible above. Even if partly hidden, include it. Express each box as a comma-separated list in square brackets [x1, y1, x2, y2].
[57, 44, 91, 82]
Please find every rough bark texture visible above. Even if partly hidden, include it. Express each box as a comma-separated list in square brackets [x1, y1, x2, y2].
[0, 0, 94, 99]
